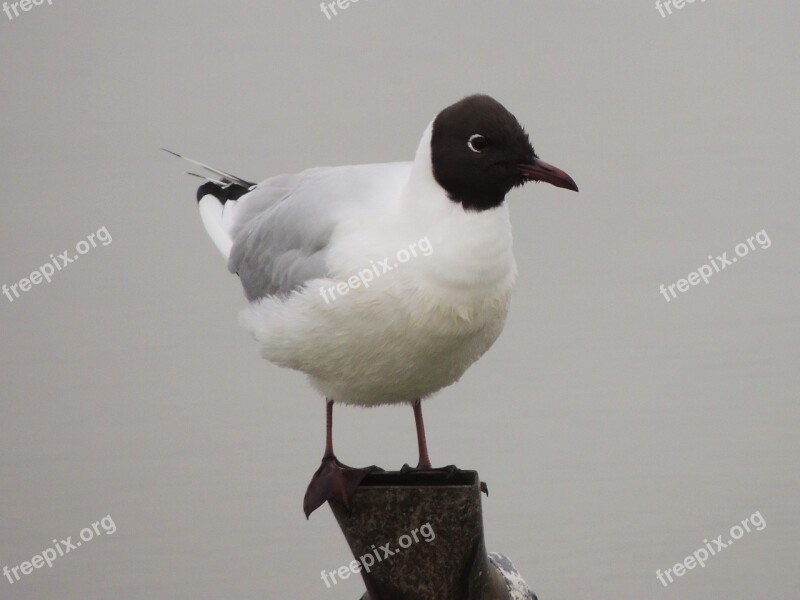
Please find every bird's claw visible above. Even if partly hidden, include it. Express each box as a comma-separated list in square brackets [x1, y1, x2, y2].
[303, 455, 383, 518]
[400, 463, 460, 476]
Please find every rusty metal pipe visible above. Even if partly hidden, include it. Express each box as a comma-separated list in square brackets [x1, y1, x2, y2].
[328, 470, 536, 600]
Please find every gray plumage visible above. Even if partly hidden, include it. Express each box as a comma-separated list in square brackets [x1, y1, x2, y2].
[228, 162, 412, 301]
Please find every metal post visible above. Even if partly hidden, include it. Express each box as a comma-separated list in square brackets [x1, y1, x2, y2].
[328, 470, 537, 600]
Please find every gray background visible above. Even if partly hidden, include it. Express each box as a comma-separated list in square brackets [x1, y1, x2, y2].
[1, 1, 798, 598]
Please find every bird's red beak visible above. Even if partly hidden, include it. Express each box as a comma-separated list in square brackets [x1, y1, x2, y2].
[518, 158, 579, 192]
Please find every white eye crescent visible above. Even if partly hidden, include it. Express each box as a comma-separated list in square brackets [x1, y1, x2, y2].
[468, 134, 488, 153]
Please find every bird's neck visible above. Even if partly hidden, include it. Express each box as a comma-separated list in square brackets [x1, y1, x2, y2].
[392, 123, 516, 294]
[404, 121, 442, 205]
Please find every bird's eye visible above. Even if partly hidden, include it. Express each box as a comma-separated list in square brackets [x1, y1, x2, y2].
[468, 134, 488, 153]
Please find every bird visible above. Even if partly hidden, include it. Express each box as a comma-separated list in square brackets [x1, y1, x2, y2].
[166, 94, 578, 518]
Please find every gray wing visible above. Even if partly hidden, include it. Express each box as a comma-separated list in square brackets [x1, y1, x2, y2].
[228, 162, 412, 302]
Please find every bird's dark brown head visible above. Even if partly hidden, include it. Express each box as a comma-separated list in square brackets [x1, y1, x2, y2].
[430, 94, 578, 211]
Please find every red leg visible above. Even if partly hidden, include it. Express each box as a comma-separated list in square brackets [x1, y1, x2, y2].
[401, 400, 461, 475]
[413, 399, 432, 470]
[303, 400, 382, 518]
[324, 398, 334, 458]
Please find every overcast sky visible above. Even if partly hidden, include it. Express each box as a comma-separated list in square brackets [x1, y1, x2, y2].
[1, 2, 798, 599]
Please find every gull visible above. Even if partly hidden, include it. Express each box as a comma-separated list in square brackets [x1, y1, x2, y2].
[166, 94, 578, 517]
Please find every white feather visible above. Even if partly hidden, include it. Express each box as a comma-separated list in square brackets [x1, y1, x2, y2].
[198, 196, 233, 259]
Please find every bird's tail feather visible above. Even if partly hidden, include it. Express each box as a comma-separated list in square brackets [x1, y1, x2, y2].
[163, 148, 257, 260]
[161, 148, 256, 190]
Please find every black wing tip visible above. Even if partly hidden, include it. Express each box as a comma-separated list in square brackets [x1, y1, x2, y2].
[196, 181, 251, 204]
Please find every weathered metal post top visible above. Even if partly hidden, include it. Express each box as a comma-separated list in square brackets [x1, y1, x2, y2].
[328, 470, 537, 600]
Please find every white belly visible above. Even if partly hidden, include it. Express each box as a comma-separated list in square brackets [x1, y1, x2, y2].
[239, 266, 515, 406]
